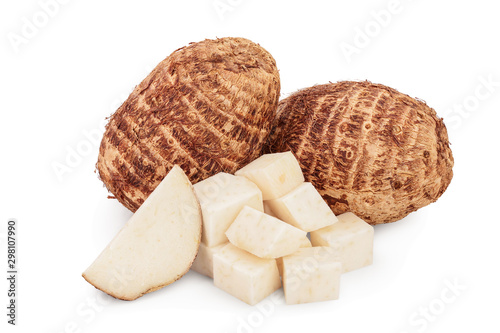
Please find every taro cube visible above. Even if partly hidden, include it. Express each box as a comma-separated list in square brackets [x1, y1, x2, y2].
[194, 173, 263, 247]
[235, 151, 304, 200]
[282, 247, 342, 304]
[191, 242, 227, 278]
[310, 212, 374, 273]
[276, 236, 312, 276]
[265, 182, 338, 232]
[225, 206, 307, 259]
[213, 243, 281, 305]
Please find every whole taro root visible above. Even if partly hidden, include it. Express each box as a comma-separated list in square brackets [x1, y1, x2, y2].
[265, 81, 454, 224]
[97, 37, 280, 212]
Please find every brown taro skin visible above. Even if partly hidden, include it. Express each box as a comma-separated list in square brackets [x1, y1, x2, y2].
[265, 81, 454, 224]
[97, 37, 280, 212]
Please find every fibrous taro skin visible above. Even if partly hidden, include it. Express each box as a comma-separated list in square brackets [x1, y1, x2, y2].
[265, 81, 454, 224]
[97, 37, 280, 212]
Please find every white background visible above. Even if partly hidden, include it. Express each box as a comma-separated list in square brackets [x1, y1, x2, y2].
[1, 0, 499, 332]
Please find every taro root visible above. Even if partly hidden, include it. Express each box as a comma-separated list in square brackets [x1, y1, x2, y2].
[265, 81, 454, 224]
[97, 37, 280, 212]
